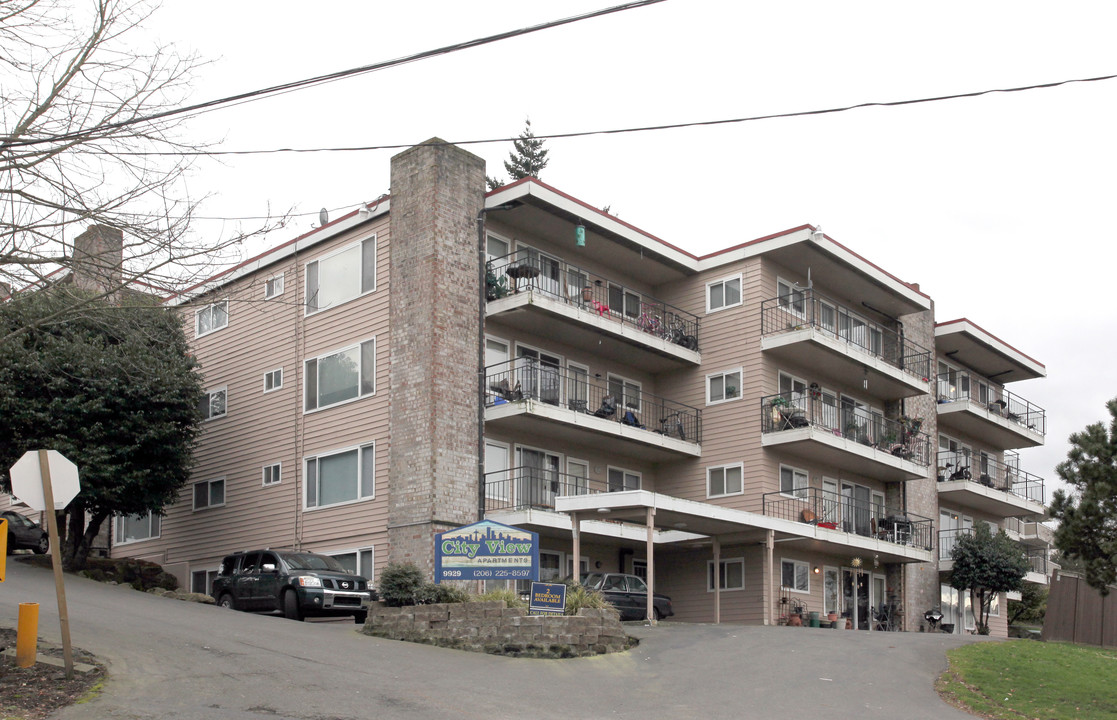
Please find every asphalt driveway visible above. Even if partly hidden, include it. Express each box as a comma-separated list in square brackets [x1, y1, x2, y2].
[0, 560, 987, 719]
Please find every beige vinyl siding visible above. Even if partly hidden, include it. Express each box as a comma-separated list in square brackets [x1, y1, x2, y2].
[113, 216, 393, 579]
[658, 546, 769, 624]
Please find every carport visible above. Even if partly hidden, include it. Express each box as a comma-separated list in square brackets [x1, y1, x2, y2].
[555, 490, 812, 625]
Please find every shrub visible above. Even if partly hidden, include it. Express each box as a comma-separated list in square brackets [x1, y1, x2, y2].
[477, 587, 527, 609]
[431, 583, 472, 604]
[564, 582, 615, 617]
[378, 562, 426, 607]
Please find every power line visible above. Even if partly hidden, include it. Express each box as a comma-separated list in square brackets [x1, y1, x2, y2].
[0, 0, 665, 150]
[109, 71, 1117, 157]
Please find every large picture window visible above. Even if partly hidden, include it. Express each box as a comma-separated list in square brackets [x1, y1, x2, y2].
[707, 274, 742, 313]
[305, 237, 376, 314]
[707, 464, 743, 498]
[195, 300, 228, 337]
[707, 558, 745, 591]
[305, 338, 376, 411]
[115, 512, 160, 544]
[305, 443, 375, 509]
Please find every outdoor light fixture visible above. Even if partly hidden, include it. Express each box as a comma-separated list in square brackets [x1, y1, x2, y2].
[813, 566, 821, 574]
[575, 223, 586, 247]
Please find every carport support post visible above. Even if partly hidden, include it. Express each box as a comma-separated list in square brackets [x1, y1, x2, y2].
[646, 507, 656, 625]
[764, 530, 774, 626]
[571, 512, 580, 581]
[713, 536, 721, 624]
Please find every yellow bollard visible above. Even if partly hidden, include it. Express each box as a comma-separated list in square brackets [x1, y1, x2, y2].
[16, 602, 39, 668]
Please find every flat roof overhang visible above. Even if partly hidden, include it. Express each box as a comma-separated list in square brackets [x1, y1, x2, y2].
[935, 320, 1045, 383]
[936, 481, 1047, 519]
[552, 491, 932, 564]
[485, 401, 701, 462]
[487, 291, 700, 373]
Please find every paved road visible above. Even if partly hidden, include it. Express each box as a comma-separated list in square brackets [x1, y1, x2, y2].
[1, 560, 988, 719]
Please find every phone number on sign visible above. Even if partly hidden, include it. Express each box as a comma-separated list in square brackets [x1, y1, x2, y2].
[441, 569, 532, 579]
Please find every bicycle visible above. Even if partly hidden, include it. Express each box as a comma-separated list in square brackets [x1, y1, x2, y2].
[637, 308, 663, 337]
[658, 411, 687, 441]
[665, 316, 698, 350]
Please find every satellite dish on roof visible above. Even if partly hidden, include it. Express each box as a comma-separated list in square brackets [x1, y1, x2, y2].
[319, 208, 329, 227]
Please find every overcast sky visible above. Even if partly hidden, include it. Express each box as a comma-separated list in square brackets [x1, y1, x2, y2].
[145, 0, 1117, 498]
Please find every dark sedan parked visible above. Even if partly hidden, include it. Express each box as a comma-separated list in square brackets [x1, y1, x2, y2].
[581, 572, 673, 621]
[2, 511, 49, 554]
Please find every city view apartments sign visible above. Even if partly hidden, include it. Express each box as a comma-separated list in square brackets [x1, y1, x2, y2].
[434, 519, 539, 583]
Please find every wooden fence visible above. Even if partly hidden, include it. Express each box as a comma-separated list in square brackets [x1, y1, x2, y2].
[1041, 571, 1117, 647]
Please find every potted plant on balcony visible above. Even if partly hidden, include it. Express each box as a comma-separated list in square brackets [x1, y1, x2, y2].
[486, 268, 510, 301]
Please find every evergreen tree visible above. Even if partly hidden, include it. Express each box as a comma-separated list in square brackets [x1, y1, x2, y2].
[1050, 398, 1117, 594]
[950, 523, 1028, 634]
[486, 118, 550, 191]
[0, 287, 204, 569]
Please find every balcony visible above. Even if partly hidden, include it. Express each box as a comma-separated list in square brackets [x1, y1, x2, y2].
[936, 374, 1045, 449]
[937, 529, 1050, 584]
[486, 250, 700, 372]
[935, 451, 1046, 518]
[1024, 547, 1049, 584]
[760, 290, 932, 400]
[1019, 521, 1054, 548]
[485, 358, 701, 460]
[760, 391, 931, 481]
[762, 488, 934, 562]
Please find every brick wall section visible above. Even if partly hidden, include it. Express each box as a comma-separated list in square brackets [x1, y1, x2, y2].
[387, 139, 486, 574]
[71, 224, 123, 294]
[362, 601, 630, 657]
[897, 304, 939, 631]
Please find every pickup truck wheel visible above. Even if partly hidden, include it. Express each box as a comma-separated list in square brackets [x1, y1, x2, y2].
[282, 589, 304, 621]
[218, 593, 236, 610]
[34, 536, 49, 554]
[353, 612, 367, 624]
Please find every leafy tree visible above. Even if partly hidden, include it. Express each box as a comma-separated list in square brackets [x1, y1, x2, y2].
[1050, 398, 1117, 595]
[0, 0, 282, 344]
[950, 523, 1028, 634]
[486, 118, 550, 190]
[0, 286, 203, 569]
[1007, 583, 1047, 625]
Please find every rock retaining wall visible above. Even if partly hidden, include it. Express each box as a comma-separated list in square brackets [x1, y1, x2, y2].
[362, 601, 631, 657]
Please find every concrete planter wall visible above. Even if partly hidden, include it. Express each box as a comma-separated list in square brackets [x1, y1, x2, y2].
[361, 601, 631, 658]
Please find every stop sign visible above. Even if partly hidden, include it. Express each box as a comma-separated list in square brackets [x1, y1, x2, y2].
[9, 450, 81, 511]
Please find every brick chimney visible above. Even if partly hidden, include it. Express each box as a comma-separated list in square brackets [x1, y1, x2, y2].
[72, 224, 123, 294]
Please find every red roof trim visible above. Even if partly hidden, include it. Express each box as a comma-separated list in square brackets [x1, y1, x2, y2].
[935, 318, 1045, 369]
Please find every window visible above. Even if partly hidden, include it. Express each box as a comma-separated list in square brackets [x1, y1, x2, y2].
[191, 569, 219, 595]
[607, 374, 641, 412]
[200, 387, 227, 421]
[780, 465, 808, 499]
[608, 283, 640, 319]
[305, 236, 376, 314]
[781, 558, 809, 592]
[707, 274, 742, 312]
[707, 464, 743, 498]
[987, 592, 1000, 617]
[305, 338, 375, 411]
[263, 368, 283, 392]
[305, 442, 375, 509]
[707, 558, 745, 591]
[707, 369, 742, 404]
[195, 300, 228, 337]
[115, 512, 160, 544]
[607, 467, 640, 492]
[264, 273, 285, 299]
[327, 548, 375, 580]
[777, 278, 805, 317]
[262, 463, 282, 486]
[486, 233, 510, 263]
[632, 559, 647, 580]
[193, 478, 226, 510]
[823, 567, 839, 614]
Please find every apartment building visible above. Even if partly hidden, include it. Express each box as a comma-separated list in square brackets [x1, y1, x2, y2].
[109, 139, 1051, 635]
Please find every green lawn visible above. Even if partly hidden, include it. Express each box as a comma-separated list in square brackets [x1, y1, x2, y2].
[938, 640, 1117, 719]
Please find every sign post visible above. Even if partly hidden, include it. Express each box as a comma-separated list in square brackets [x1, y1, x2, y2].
[9, 449, 80, 679]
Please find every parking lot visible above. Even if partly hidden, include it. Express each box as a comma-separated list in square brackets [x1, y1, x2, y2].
[1, 560, 989, 720]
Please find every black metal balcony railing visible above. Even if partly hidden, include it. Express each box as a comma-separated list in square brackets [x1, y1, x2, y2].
[482, 466, 610, 513]
[938, 529, 1050, 575]
[760, 391, 933, 468]
[936, 451, 1045, 504]
[762, 488, 934, 551]
[485, 357, 702, 444]
[486, 249, 700, 352]
[760, 289, 933, 382]
[936, 373, 1046, 436]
